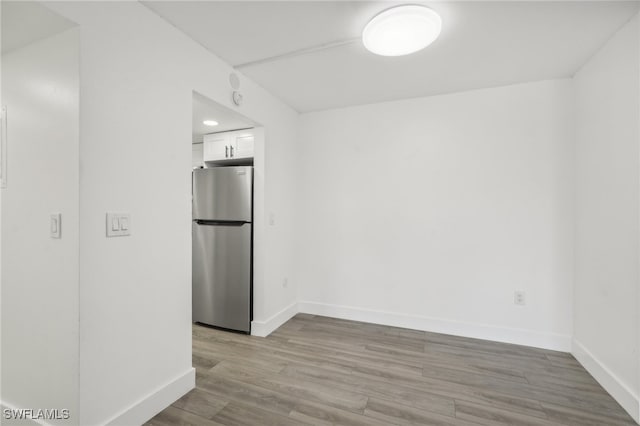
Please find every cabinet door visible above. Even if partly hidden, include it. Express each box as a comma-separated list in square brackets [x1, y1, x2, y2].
[203, 134, 229, 162]
[232, 131, 254, 160]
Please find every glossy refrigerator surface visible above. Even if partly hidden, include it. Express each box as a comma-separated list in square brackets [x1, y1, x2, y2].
[192, 166, 253, 333]
[192, 221, 251, 332]
[192, 166, 252, 221]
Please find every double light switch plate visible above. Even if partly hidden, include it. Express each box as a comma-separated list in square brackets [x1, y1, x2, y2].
[106, 212, 131, 237]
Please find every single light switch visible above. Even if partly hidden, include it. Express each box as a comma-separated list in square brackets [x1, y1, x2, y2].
[50, 213, 61, 239]
[119, 214, 131, 236]
[111, 217, 120, 231]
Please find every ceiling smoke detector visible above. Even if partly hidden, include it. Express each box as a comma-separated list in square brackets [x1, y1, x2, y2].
[232, 91, 243, 106]
[362, 5, 442, 57]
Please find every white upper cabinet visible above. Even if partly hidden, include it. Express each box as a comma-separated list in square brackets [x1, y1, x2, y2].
[203, 133, 230, 162]
[203, 129, 254, 164]
[232, 131, 255, 160]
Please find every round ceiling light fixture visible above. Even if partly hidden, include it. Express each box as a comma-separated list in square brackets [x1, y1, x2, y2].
[203, 120, 219, 126]
[362, 5, 442, 57]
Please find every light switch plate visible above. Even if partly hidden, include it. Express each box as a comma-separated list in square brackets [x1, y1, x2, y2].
[50, 213, 61, 239]
[106, 212, 131, 237]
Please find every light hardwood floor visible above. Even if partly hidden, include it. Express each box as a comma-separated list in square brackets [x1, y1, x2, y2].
[145, 314, 636, 425]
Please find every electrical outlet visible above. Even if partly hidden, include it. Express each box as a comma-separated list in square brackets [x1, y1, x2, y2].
[514, 291, 526, 306]
[282, 278, 288, 289]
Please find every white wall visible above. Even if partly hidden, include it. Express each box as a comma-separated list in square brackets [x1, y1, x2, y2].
[573, 14, 640, 422]
[43, 2, 298, 425]
[191, 143, 203, 168]
[296, 79, 574, 351]
[3, 2, 634, 424]
[1, 29, 80, 424]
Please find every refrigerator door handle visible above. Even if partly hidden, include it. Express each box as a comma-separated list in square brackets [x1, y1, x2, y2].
[194, 220, 249, 227]
[1, 106, 7, 188]
[225, 146, 229, 158]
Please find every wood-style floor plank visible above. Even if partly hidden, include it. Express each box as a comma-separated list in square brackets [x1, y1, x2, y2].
[145, 405, 225, 426]
[171, 388, 228, 419]
[365, 397, 481, 426]
[145, 314, 636, 426]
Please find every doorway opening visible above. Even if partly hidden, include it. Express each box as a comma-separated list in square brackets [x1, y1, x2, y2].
[191, 91, 258, 169]
[190, 91, 263, 337]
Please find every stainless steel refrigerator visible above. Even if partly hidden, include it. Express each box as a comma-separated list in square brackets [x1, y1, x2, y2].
[192, 166, 252, 333]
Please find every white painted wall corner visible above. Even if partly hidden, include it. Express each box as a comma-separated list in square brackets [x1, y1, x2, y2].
[251, 301, 299, 337]
[572, 339, 640, 423]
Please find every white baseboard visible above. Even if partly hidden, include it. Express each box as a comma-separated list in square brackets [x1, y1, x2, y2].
[104, 368, 195, 426]
[251, 301, 299, 337]
[572, 339, 639, 423]
[297, 301, 572, 352]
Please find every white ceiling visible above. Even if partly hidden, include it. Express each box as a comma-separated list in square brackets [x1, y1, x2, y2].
[1, 2, 76, 54]
[146, 1, 639, 113]
[192, 92, 255, 143]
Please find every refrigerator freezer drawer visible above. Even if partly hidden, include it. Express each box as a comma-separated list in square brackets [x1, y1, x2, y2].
[193, 166, 252, 221]
[192, 221, 251, 332]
